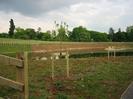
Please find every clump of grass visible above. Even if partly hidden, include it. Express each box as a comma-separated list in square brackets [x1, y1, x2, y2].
[54, 81, 64, 91]
[55, 93, 68, 99]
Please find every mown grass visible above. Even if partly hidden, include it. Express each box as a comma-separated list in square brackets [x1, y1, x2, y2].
[1, 38, 133, 45]
[0, 44, 31, 53]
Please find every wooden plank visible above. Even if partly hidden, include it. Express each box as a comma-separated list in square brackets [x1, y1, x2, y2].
[0, 54, 23, 67]
[24, 52, 29, 99]
[16, 53, 25, 99]
[0, 76, 24, 91]
[66, 51, 70, 78]
[51, 55, 55, 79]
[16, 67, 24, 99]
[108, 51, 110, 60]
[114, 50, 116, 58]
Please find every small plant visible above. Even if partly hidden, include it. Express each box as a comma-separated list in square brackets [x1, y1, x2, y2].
[54, 81, 64, 91]
[55, 93, 68, 99]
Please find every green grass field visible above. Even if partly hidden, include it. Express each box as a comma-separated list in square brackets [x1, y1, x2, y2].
[0, 38, 133, 53]
[0, 57, 133, 99]
[0, 38, 133, 99]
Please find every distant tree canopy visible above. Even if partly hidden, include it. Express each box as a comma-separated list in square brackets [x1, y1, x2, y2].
[0, 19, 133, 42]
[113, 28, 127, 42]
[126, 26, 133, 41]
[90, 31, 109, 42]
[108, 26, 133, 42]
[70, 26, 91, 42]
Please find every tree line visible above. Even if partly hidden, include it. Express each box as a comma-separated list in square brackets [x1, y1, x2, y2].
[0, 19, 133, 42]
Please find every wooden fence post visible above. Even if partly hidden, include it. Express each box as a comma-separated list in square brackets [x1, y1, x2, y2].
[114, 50, 116, 58]
[16, 53, 24, 99]
[66, 51, 70, 78]
[24, 52, 29, 99]
[51, 55, 55, 79]
[108, 50, 110, 60]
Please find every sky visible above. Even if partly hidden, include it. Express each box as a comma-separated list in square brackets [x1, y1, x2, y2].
[0, 0, 133, 33]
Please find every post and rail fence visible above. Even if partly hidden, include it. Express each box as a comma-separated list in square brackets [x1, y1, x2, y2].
[0, 52, 29, 99]
[0, 44, 133, 99]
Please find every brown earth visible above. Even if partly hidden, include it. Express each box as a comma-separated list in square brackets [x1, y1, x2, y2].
[31, 42, 133, 52]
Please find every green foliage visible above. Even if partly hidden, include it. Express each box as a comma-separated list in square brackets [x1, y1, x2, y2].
[90, 31, 109, 42]
[14, 27, 37, 39]
[114, 31, 127, 42]
[70, 26, 91, 42]
[108, 27, 133, 42]
[127, 26, 133, 41]
[55, 93, 68, 99]
[108, 27, 114, 41]
[14, 27, 28, 39]
[1, 21, 133, 42]
[41, 32, 52, 41]
[8, 19, 15, 37]
[54, 81, 64, 91]
[56, 25, 69, 41]
[126, 26, 133, 33]
[0, 33, 9, 38]
[25, 28, 37, 39]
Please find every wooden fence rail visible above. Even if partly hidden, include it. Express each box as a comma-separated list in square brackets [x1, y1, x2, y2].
[0, 76, 24, 91]
[0, 54, 23, 67]
[0, 52, 29, 99]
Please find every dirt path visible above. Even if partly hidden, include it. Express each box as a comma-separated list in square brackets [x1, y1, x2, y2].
[121, 82, 133, 99]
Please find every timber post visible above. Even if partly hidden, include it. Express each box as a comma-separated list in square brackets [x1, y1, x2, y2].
[24, 52, 29, 99]
[66, 51, 70, 78]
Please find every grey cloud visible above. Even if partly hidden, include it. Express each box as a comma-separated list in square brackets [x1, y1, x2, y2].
[0, 0, 93, 16]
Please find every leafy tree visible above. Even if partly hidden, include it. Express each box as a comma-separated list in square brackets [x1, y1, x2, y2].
[25, 28, 37, 39]
[56, 25, 69, 41]
[37, 27, 41, 33]
[51, 30, 56, 41]
[36, 27, 43, 40]
[114, 28, 127, 42]
[126, 26, 133, 33]
[127, 29, 133, 42]
[8, 19, 15, 37]
[90, 31, 109, 42]
[126, 26, 133, 41]
[41, 31, 52, 41]
[14, 27, 37, 39]
[36, 32, 43, 40]
[14, 27, 28, 39]
[0, 33, 9, 38]
[70, 26, 91, 42]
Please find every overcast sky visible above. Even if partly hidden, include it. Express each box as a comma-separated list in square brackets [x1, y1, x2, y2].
[0, 0, 133, 33]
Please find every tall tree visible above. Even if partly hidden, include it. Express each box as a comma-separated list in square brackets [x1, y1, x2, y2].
[114, 28, 127, 42]
[56, 25, 68, 41]
[8, 19, 15, 37]
[108, 27, 114, 41]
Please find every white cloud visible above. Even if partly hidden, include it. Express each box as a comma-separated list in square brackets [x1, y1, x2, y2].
[0, 0, 133, 33]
